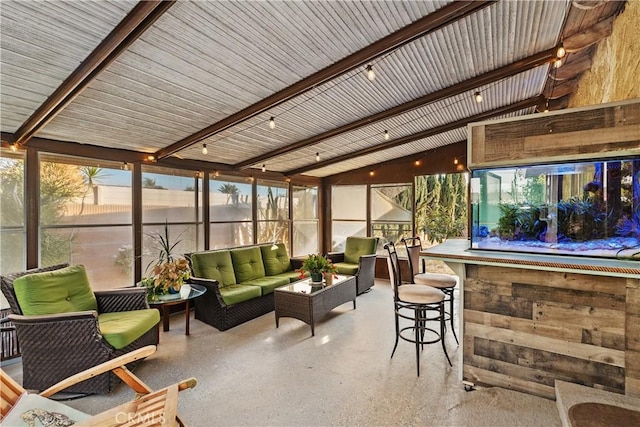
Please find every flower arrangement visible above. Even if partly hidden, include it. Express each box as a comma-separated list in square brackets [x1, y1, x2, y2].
[140, 258, 191, 301]
[298, 253, 337, 283]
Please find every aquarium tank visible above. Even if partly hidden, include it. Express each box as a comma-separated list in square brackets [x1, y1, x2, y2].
[470, 158, 640, 260]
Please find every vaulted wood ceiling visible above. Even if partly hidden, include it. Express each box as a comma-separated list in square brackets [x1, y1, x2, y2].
[0, 0, 626, 178]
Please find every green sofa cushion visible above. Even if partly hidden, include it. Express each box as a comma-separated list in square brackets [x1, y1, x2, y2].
[191, 250, 236, 288]
[242, 276, 290, 295]
[220, 284, 262, 306]
[13, 265, 98, 316]
[98, 309, 159, 350]
[272, 270, 302, 283]
[344, 237, 377, 264]
[260, 243, 293, 276]
[334, 262, 359, 275]
[231, 247, 266, 283]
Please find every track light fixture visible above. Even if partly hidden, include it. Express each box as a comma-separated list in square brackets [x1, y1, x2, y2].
[554, 59, 563, 69]
[262, 164, 266, 172]
[543, 99, 550, 113]
[269, 117, 275, 129]
[366, 64, 376, 81]
[454, 158, 459, 165]
[315, 152, 320, 162]
[474, 91, 483, 103]
[556, 42, 566, 59]
[214, 170, 219, 177]
[10, 143, 17, 152]
[202, 143, 208, 155]
[369, 170, 375, 177]
[384, 130, 389, 140]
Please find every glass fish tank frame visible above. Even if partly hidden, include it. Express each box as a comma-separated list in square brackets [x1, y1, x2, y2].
[470, 158, 640, 260]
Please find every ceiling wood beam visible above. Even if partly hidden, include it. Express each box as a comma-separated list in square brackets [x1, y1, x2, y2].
[14, 1, 175, 146]
[155, 0, 496, 160]
[285, 95, 545, 176]
[235, 47, 559, 170]
[550, 46, 595, 80]
[564, 15, 615, 52]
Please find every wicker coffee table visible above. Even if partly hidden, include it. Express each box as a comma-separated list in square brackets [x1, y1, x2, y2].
[274, 274, 356, 336]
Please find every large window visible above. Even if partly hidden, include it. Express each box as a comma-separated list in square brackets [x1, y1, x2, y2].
[331, 185, 367, 252]
[371, 184, 413, 253]
[39, 154, 133, 289]
[415, 173, 468, 245]
[0, 148, 25, 274]
[257, 179, 289, 247]
[292, 185, 318, 256]
[142, 166, 202, 275]
[209, 174, 253, 248]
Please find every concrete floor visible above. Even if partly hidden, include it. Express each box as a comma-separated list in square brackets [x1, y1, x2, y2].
[3, 280, 561, 426]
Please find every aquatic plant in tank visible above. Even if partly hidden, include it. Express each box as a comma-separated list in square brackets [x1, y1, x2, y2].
[470, 158, 640, 259]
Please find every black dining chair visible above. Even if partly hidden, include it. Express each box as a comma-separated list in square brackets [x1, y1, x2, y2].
[385, 241, 451, 376]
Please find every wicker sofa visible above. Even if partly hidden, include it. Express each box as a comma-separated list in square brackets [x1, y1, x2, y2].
[187, 243, 303, 331]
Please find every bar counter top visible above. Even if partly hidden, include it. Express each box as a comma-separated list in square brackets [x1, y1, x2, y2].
[420, 239, 640, 279]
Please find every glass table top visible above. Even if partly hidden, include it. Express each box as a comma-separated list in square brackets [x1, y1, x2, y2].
[148, 283, 206, 305]
[277, 274, 352, 294]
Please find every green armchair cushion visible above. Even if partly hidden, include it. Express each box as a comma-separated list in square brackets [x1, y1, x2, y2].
[260, 243, 293, 276]
[12, 264, 98, 315]
[190, 250, 237, 288]
[98, 309, 160, 350]
[231, 247, 266, 283]
[344, 237, 377, 264]
[334, 262, 359, 275]
[219, 284, 262, 306]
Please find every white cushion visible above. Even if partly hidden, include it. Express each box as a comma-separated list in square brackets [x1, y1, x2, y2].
[2, 393, 90, 426]
[414, 272, 457, 288]
[398, 284, 445, 304]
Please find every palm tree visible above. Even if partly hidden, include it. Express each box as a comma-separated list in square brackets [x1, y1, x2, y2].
[218, 183, 239, 204]
[78, 166, 107, 213]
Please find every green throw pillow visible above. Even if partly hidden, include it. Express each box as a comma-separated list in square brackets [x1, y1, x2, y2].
[261, 243, 292, 276]
[13, 264, 98, 315]
[190, 250, 237, 287]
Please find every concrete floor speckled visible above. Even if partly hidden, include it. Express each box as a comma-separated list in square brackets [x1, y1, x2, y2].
[2, 280, 561, 427]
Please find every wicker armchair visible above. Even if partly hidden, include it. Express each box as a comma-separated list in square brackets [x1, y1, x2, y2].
[327, 236, 379, 295]
[0, 264, 160, 394]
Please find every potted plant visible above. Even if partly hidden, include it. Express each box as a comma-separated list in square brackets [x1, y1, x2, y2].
[139, 221, 190, 301]
[298, 253, 337, 284]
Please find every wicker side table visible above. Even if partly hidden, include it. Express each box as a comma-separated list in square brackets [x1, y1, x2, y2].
[274, 275, 356, 336]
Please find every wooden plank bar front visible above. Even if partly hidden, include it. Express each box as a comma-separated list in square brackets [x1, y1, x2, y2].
[422, 239, 640, 399]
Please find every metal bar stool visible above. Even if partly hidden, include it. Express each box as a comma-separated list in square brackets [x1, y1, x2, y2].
[402, 236, 458, 344]
[385, 241, 451, 376]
